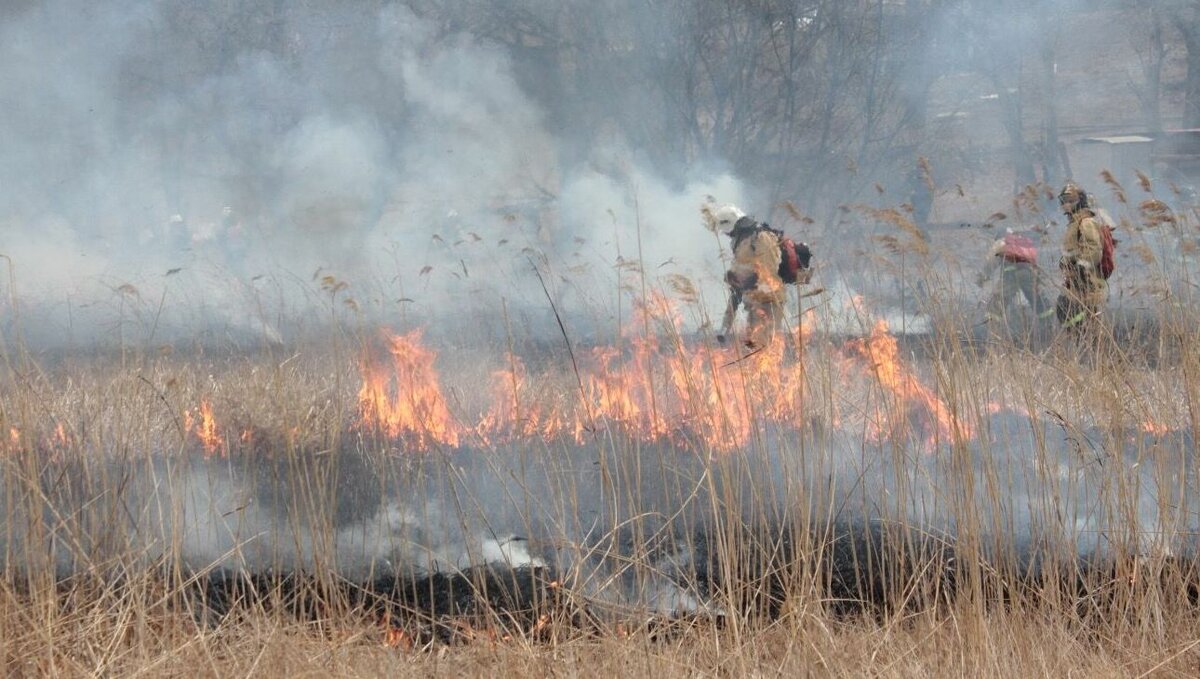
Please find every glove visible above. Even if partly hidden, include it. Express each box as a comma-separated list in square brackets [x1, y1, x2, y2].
[974, 273, 987, 288]
[1074, 258, 1092, 270]
[716, 334, 728, 345]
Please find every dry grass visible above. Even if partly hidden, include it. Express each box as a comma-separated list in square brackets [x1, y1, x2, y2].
[2, 202, 1199, 678]
[2, 588, 1198, 677]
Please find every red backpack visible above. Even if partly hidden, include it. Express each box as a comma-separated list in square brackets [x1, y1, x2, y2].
[1000, 232, 1038, 264]
[737, 221, 813, 285]
[778, 237, 813, 284]
[1098, 224, 1116, 279]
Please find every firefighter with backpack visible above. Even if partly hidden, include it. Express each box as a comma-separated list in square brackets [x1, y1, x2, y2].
[705, 204, 813, 348]
[1054, 182, 1115, 334]
[976, 227, 1051, 326]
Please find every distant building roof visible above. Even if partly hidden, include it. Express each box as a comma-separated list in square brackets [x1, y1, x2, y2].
[1080, 135, 1155, 144]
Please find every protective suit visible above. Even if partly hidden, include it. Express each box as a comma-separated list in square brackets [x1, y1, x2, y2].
[1054, 184, 1108, 332]
[977, 231, 1049, 324]
[708, 205, 786, 348]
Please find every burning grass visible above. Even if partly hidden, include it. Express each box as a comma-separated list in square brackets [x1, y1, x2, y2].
[2, 240, 1200, 676]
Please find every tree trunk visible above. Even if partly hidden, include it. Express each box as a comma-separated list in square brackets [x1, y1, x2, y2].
[1040, 42, 1062, 184]
[1181, 18, 1200, 128]
[996, 80, 1038, 191]
[1142, 8, 1166, 134]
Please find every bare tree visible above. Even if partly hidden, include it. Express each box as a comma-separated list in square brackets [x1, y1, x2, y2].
[1173, 1, 1200, 128]
[1125, 0, 1169, 135]
[402, 0, 1199, 222]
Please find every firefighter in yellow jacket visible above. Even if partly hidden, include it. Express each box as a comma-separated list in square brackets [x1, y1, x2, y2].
[706, 204, 787, 348]
[1054, 183, 1107, 332]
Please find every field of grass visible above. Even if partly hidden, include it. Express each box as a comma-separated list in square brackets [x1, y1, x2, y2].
[2, 197, 1199, 677]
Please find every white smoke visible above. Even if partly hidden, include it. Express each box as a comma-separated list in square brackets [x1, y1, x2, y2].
[0, 2, 759, 348]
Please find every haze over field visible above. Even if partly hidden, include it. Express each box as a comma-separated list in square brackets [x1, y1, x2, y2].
[2, 1, 1196, 347]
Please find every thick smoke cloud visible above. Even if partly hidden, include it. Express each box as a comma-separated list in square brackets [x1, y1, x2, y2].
[0, 1, 748, 348]
[6, 1, 1191, 348]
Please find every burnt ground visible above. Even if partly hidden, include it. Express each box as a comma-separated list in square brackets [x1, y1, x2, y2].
[174, 520, 1200, 641]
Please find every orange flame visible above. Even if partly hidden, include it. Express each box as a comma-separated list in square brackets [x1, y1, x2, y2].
[357, 329, 461, 448]
[383, 626, 412, 650]
[51, 422, 71, 448]
[754, 262, 785, 296]
[477, 353, 582, 444]
[474, 295, 813, 452]
[356, 297, 983, 454]
[847, 319, 972, 448]
[379, 612, 414, 650]
[187, 399, 225, 456]
[1141, 420, 1170, 435]
[583, 340, 673, 442]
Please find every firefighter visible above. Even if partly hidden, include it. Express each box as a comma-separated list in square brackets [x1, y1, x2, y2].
[1054, 183, 1108, 334]
[707, 204, 786, 348]
[976, 228, 1050, 325]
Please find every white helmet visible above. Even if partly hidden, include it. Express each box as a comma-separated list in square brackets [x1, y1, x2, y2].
[707, 204, 746, 234]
